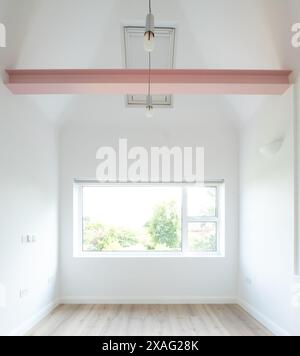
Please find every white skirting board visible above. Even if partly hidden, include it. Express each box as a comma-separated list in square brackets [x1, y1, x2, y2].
[59, 296, 237, 305]
[8, 300, 59, 336]
[237, 299, 290, 337]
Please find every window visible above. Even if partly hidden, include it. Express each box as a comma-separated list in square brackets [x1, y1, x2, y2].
[74, 183, 224, 257]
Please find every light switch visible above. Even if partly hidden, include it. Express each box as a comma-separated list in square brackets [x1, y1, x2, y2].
[19, 289, 29, 299]
[21, 235, 37, 244]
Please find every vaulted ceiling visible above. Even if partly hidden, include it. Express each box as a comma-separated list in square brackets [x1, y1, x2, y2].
[0, 0, 299, 127]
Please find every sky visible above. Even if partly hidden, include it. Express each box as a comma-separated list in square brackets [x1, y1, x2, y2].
[83, 186, 182, 229]
[83, 186, 215, 229]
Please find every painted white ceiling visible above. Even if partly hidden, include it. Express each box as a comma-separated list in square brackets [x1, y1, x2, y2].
[0, 0, 299, 127]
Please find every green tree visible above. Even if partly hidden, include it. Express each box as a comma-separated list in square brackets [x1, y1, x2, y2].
[83, 217, 138, 251]
[145, 201, 180, 249]
[189, 223, 217, 252]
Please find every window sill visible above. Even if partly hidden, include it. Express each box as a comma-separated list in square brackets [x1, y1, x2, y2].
[74, 252, 226, 259]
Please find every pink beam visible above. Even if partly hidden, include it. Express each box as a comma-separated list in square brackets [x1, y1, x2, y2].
[5, 69, 292, 95]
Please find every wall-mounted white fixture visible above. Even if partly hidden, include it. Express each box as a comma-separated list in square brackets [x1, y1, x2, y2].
[21, 235, 37, 244]
[19, 289, 29, 299]
[144, 0, 155, 52]
[259, 138, 284, 158]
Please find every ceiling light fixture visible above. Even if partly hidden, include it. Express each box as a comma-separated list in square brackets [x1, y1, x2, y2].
[144, 0, 155, 53]
[144, 0, 154, 117]
[146, 95, 154, 118]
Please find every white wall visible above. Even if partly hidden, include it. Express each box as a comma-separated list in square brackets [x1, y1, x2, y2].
[289, 1, 300, 338]
[59, 96, 239, 302]
[0, 85, 59, 336]
[238, 88, 296, 335]
[1, 0, 299, 336]
[294, 77, 300, 335]
[236, 0, 300, 336]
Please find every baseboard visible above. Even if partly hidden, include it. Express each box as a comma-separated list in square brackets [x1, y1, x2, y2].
[8, 300, 59, 336]
[238, 299, 290, 336]
[59, 296, 237, 305]
[9, 297, 286, 336]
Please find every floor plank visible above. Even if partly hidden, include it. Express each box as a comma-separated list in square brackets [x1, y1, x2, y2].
[27, 304, 272, 337]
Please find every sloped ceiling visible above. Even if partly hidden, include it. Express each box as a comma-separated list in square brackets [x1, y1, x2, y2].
[0, 0, 298, 127]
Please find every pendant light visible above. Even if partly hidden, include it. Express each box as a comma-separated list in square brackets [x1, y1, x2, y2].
[146, 94, 154, 118]
[144, 0, 155, 52]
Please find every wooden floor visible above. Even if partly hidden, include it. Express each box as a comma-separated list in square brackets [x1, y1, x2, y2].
[28, 304, 272, 337]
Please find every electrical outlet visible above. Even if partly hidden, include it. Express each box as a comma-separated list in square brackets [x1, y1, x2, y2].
[21, 235, 37, 244]
[19, 289, 29, 299]
[21, 235, 31, 244]
[21, 235, 28, 244]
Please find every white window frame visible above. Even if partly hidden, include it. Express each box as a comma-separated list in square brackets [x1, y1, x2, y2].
[73, 181, 225, 258]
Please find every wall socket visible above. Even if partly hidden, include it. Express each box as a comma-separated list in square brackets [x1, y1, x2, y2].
[21, 235, 37, 244]
[19, 289, 29, 299]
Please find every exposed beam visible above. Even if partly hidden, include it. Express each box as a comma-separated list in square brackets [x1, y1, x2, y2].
[5, 69, 292, 95]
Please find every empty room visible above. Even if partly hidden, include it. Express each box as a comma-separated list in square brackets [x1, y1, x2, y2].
[0, 0, 300, 339]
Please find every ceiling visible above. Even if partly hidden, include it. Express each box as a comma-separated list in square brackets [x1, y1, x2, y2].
[0, 0, 299, 127]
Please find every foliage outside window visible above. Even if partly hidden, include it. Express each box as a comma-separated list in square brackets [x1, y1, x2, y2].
[75, 184, 223, 256]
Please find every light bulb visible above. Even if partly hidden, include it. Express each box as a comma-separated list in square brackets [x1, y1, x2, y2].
[144, 13, 155, 52]
[146, 105, 154, 118]
[144, 31, 155, 52]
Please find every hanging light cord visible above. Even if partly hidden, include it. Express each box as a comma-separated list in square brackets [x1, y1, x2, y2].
[147, 0, 152, 107]
[148, 52, 151, 101]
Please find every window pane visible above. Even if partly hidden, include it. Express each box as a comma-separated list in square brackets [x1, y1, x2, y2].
[188, 222, 217, 252]
[187, 187, 217, 217]
[82, 186, 181, 252]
